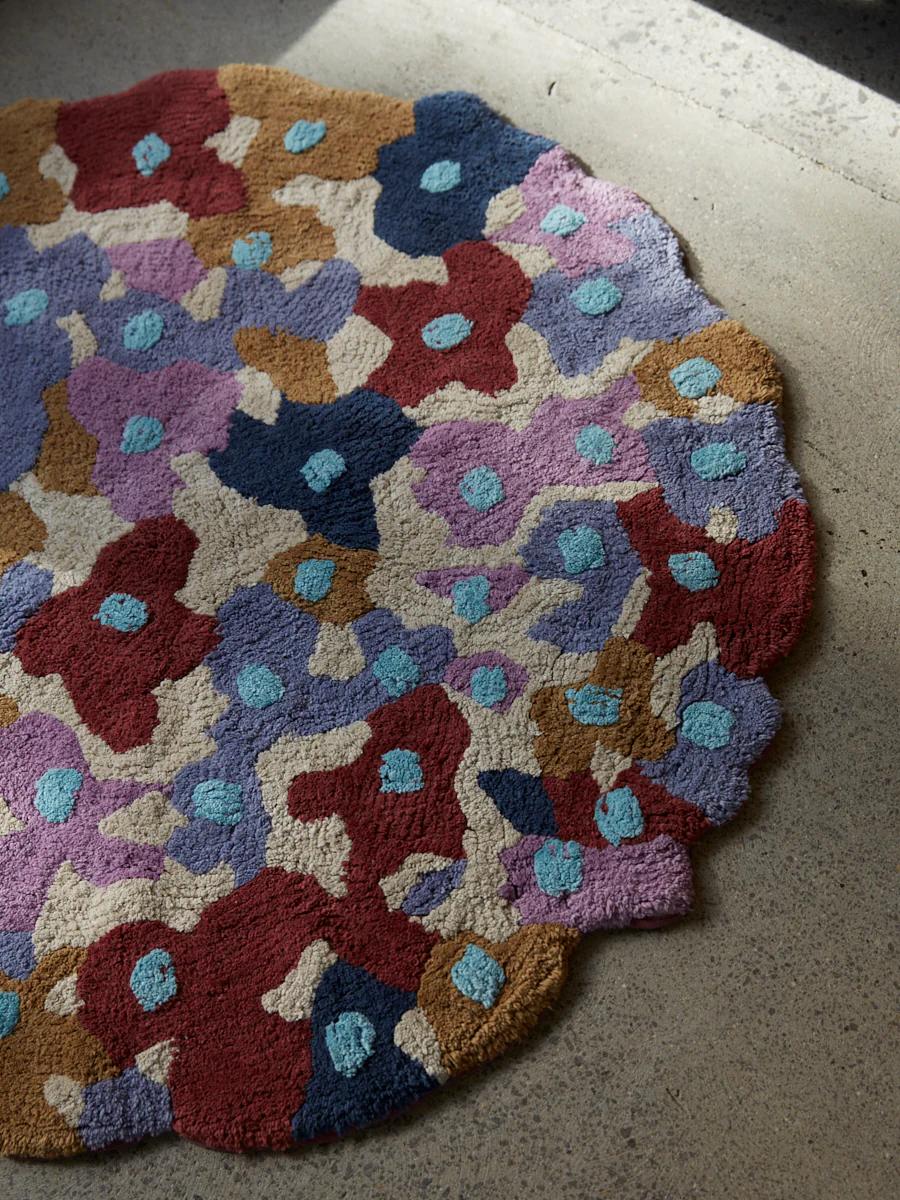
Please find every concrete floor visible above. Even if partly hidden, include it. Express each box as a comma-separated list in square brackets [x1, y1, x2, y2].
[1, 2, 898, 1197]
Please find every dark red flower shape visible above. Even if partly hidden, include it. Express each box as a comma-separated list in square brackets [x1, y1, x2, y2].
[355, 241, 532, 405]
[57, 70, 245, 219]
[618, 490, 815, 676]
[16, 516, 219, 752]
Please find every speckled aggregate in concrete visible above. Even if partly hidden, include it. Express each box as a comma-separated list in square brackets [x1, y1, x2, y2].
[0, 3, 897, 1198]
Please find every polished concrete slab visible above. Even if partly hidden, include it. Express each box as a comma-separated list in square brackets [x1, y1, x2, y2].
[0, 2, 897, 1197]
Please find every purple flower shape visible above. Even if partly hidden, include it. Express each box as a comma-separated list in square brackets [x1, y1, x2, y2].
[638, 661, 781, 824]
[0, 562, 53, 653]
[106, 238, 207, 303]
[218, 257, 359, 342]
[523, 210, 723, 376]
[0, 228, 110, 487]
[79, 1069, 172, 1151]
[0, 713, 165, 932]
[641, 403, 805, 541]
[411, 377, 654, 547]
[499, 834, 693, 931]
[519, 499, 643, 652]
[67, 358, 241, 520]
[489, 145, 645, 276]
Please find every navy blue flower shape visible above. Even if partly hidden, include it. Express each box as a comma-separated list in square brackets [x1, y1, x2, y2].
[209, 389, 420, 549]
[374, 92, 553, 256]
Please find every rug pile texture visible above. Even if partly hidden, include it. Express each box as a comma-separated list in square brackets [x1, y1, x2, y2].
[0, 66, 814, 1155]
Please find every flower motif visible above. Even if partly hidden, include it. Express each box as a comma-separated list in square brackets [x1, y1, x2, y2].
[617, 488, 815, 675]
[0, 492, 47, 574]
[640, 403, 804, 541]
[0, 561, 53, 653]
[56, 70, 245, 219]
[356, 241, 531, 406]
[67, 359, 240, 520]
[0, 714, 165, 932]
[264, 534, 377, 624]
[410, 377, 653, 546]
[15, 517, 219, 751]
[523, 210, 723, 375]
[373, 91, 552, 256]
[106, 239, 207, 303]
[488, 145, 645, 275]
[0, 99, 67, 226]
[209, 389, 420, 549]
[519, 500, 644, 652]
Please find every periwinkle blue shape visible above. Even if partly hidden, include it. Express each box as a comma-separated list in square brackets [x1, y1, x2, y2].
[401, 860, 467, 916]
[129, 949, 177, 1012]
[451, 944, 506, 1008]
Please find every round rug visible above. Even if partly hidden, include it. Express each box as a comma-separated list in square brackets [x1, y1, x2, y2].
[0, 66, 815, 1156]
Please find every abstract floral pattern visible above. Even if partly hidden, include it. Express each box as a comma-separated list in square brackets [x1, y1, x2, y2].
[0, 68, 814, 1157]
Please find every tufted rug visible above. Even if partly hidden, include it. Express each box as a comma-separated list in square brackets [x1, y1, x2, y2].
[0, 66, 815, 1156]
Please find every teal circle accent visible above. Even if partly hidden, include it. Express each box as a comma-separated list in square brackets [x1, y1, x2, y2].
[129, 948, 177, 1012]
[458, 466, 504, 513]
[669, 356, 722, 399]
[570, 276, 622, 316]
[533, 838, 583, 897]
[450, 943, 506, 1009]
[0, 992, 21, 1039]
[575, 424, 615, 465]
[379, 749, 424, 794]
[668, 551, 720, 592]
[594, 786, 644, 846]
[231, 230, 273, 270]
[372, 645, 420, 698]
[681, 701, 735, 749]
[558, 525, 606, 574]
[419, 160, 462, 193]
[565, 683, 622, 727]
[300, 448, 346, 493]
[451, 575, 491, 623]
[293, 558, 336, 601]
[191, 779, 244, 825]
[470, 665, 508, 708]
[325, 1011, 376, 1078]
[540, 203, 587, 236]
[421, 312, 474, 351]
[94, 592, 149, 632]
[283, 118, 327, 153]
[34, 767, 83, 824]
[4, 288, 49, 327]
[236, 663, 285, 708]
[120, 414, 164, 454]
[690, 440, 748, 481]
[122, 310, 164, 350]
[0, 172, 9, 201]
[132, 132, 171, 177]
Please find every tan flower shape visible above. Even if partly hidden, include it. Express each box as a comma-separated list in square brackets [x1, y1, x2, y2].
[265, 534, 377, 625]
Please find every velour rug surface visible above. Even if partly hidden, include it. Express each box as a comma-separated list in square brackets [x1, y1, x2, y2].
[0, 66, 814, 1156]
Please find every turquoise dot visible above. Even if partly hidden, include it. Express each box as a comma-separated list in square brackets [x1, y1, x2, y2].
[681, 701, 735, 749]
[192, 780, 243, 825]
[122, 310, 164, 350]
[458, 466, 504, 513]
[293, 558, 336, 601]
[372, 645, 420, 697]
[669, 356, 722, 399]
[0, 172, 9, 201]
[325, 1011, 376, 1078]
[595, 786, 644, 846]
[132, 133, 171, 178]
[558, 525, 605, 574]
[231, 230, 273, 270]
[300, 448, 345, 493]
[129, 949, 177, 1012]
[120, 414, 164, 454]
[34, 767, 83, 824]
[690, 440, 748, 481]
[575, 424, 615, 466]
[4, 288, 49, 327]
[470, 665, 508, 708]
[93, 592, 148, 632]
[421, 312, 474, 351]
[668, 551, 720, 592]
[450, 943, 505, 1009]
[566, 683, 622, 727]
[379, 749, 424, 794]
[451, 575, 491, 623]
[533, 838, 583, 897]
[540, 203, 587, 236]
[236, 663, 285, 708]
[0, 992, 21, 1039]
[283, 119, 327, 153]
[420, 159, 462, 193]
[570, 276, 622, 316]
